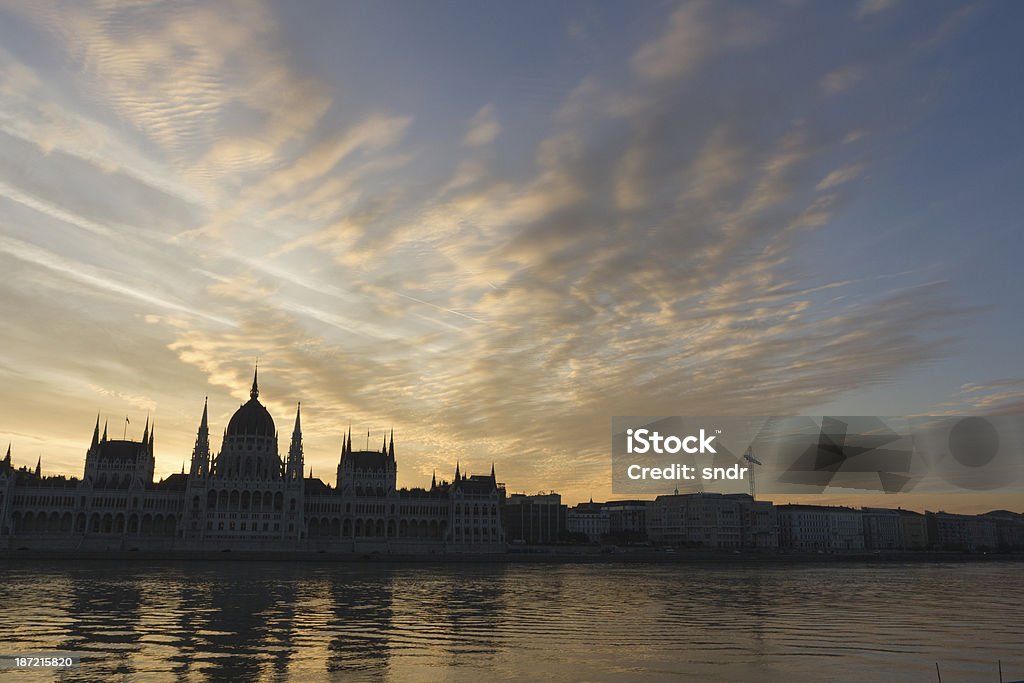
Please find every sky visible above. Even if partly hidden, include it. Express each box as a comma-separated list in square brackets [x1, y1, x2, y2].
[0, 0, 1021, 511]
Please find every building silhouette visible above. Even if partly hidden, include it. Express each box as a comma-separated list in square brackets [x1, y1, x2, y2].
[0, 369, 505, 553]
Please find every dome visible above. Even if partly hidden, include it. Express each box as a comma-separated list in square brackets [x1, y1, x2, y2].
[226, 366, 276, 436]
[227, 398, 276, 436]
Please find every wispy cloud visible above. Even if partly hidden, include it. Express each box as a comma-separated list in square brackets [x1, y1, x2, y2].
[816, 163, 864, 190]
[820, 65, 864, 95]
[463, 104, 501, 147]
[0, 0, 1010, 506]
[630, 1, 771, 82]
[858, 0, 898, 19]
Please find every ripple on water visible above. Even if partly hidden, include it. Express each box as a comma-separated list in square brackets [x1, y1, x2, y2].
[0, 561, 1021, 682]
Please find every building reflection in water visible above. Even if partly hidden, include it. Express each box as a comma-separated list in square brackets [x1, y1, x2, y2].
[172, 563, 300, 681]
[2, 561, 1020, 681]
[56, 565, 145, 680]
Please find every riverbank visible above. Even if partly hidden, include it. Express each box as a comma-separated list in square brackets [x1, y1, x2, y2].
[2, 546, 1021, 564]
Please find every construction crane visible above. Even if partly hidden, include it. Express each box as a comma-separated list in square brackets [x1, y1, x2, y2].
[743, 446, 763, 500]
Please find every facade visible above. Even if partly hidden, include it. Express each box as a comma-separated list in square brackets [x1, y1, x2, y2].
[777, 504, 865, 551]
[1, 371, 505, 553]
[980, 511, 1024, 550]
[647, 493, 778, 549]
[566, 500, 609, 541]
[926, 511, 998, 551]
[502, 493, 566, 544]
[604, 500, 650, 543]
[862, 507, 905, 550]
[898, 509, 929, 549]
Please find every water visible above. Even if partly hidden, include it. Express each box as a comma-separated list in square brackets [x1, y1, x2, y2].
[0, 560, 1020, 682]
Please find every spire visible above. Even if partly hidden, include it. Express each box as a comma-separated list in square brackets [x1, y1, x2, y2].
[91, 413, 100, 449]
[381, 433, 387, 454]
[142, 415, 149, 444]
[347, 427, 352, 453]
[388, 429, 394, 459]
[250, 364, 259, 401]
[454, 461, 460, 481]
[431, 470, 436, 489]
[490, 462, 495, 479]
[287, 402, 303, 481]
[102, 419, 108, 442]
[149, 422, 155, 450]
[190, 398, 211, 479]
[34, 456, 41, 477]
[3, 443, 10, 466]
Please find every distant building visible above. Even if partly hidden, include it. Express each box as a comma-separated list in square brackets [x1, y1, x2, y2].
[0, 369, 505, 553]
[741, 496, 779, 548]
[898, 509, 928, 549]
[503, 493, 566, 544]
[980, 511, 1024, 550]
[565, 499, 651, 543]
[566, 500, 608, 541]
[777, 504, 864, 551]
[604, 500, 650, 543]
[862, 507, 904, 550]
[647, 493, 777, 549]
[925, 511, 998, 551]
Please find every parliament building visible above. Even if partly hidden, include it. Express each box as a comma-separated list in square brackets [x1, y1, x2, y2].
[0, 370, 506, 553]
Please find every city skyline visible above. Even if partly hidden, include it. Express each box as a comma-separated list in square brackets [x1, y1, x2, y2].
[1, 1, 1023, 510]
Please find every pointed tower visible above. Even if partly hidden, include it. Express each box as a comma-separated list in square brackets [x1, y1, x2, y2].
[336, 425, 354, 491]
[454, 461, 460, 482]
[491, 462, 496, 481]
[250, 364, 260, 401]
[388, 430, 395, 460]
[431, 470, 437, 490]
[189, 397, 211, 478]
[286, 402, 303, 481]
[34, 456, 41, 477]
[3, 443, 11, 469]
[101, 419, 108, 442]
[381, 433, 387, 455]
[90, 414, 100, 450]
[142, 415, 149, 445]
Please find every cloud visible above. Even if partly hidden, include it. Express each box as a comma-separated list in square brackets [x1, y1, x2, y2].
[858, 0, 897, 19]
[630, 1, 771, 82]
[942, 379, 1024, 415]
[816, 163, 864, 190]
[463, 104, 501, 147]
[820, 65, 864, 95]
[0, 0, 978, 505]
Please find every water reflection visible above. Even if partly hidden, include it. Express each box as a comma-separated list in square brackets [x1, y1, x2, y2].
[0, 561, 1021, 682]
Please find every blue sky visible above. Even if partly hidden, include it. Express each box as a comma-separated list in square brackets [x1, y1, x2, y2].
[0, 0, 1021, 509]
